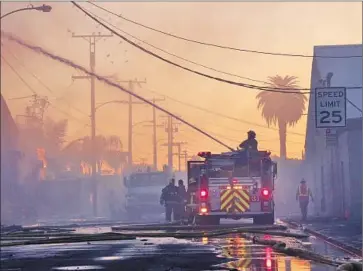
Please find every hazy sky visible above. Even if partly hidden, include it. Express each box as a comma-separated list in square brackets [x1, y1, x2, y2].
[1, 2, 362, 167]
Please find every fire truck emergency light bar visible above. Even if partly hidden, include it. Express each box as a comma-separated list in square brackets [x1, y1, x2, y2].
[198, 151, 211, 158]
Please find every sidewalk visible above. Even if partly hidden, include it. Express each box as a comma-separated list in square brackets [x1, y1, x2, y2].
[285, 216, 362, 253]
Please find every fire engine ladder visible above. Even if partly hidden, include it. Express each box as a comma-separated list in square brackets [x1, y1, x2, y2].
[247, 150, 258, 186]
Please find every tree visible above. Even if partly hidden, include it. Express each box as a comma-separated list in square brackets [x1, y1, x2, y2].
[61, 135, 127, 174]
[103, 136, 126, 171]
[19, 95, 68, 180]
[256, 75, 307, 158]
[43, 118, 68, 154]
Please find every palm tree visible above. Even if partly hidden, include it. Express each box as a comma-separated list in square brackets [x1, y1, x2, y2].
[256, 75, 307, 158]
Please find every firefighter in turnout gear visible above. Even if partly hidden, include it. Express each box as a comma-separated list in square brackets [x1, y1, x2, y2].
[160, 178, 179, 222]
[239, 130, 258, 151]
[176, 179, 188, 222]
[296, 179, 314, 221]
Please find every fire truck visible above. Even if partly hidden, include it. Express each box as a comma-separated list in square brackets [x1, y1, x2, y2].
[186, 150, 277, 225]
[124, 170, 170, 221]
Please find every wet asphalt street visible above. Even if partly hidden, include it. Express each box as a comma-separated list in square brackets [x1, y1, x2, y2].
[0, 220, 359, 271]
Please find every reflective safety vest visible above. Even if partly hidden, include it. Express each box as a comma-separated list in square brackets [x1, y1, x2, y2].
[298, 185, 309, 200]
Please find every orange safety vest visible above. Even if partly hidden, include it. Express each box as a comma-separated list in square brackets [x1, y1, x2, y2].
[298, 184, 309, 200]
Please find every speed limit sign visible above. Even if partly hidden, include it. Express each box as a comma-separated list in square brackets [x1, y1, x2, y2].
[315, 87, 347, 128]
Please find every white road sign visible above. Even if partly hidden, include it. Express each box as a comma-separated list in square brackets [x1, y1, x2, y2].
[315, 87, 346, 128]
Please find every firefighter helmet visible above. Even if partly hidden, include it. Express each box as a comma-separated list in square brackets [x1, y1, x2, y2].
[247, 130, 256, 138]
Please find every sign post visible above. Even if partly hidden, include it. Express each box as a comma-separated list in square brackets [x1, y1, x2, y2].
[325, 128, 338, 147]
[315, 87, 347, 128]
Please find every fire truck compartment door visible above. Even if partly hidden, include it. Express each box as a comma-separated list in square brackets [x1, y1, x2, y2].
[209, 178, 253, 212]
[187, 161, 204, 184]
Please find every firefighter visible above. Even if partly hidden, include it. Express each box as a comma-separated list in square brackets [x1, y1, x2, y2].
[176, 179, 188, 223]
[160, 178, 178, 222]
[296, 179, 314, 221]
[239, 130, 258, 151]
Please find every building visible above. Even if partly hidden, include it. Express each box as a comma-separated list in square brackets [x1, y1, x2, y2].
[1, 95, 21, 185]
[1, 94, 22, 223]
[304, 44, 362, 221]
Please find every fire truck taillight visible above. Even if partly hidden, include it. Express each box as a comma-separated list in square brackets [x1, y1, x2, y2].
[200, 189, 208, 198]
[200, 207, 208, 214]
[265, 247, 272, 270]
[261, 188, 270, 198]
[200, 202, 208, 214]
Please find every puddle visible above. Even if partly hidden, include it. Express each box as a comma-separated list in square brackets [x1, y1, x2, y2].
[94, 256, 126, 261]
[52, 266, 104, 270]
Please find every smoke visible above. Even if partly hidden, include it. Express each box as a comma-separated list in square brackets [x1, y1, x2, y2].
[1, 30, 233, 151]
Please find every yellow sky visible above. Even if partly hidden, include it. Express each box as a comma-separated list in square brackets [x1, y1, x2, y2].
[1, 2, 362, 167]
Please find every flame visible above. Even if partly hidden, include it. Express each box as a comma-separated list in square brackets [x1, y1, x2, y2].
[36, 148, 47, 180]
[79, 160, 117, 176]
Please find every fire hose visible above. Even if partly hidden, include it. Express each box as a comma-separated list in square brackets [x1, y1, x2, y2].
[0, 224, 306, 247]
[336, 262, 363, 271]
[1, 226, 359, 269]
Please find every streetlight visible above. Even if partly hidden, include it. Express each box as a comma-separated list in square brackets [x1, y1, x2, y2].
[94, 100, 131, 112]
[133, 120, 152, 128]
[1, 4, 52, 20]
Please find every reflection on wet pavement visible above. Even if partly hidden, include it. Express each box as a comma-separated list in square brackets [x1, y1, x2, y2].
[199, 235, 338, 271]
[0, 236, 223, 271]
[52, 266, 105, 270]
[0, 224, 352, 271]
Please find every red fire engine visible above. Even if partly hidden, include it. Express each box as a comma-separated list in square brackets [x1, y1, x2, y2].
[186, 150, 277, 225]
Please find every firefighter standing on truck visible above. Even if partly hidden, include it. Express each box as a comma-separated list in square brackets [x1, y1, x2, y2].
[239, 130, 258, 151]
[296, 179, 314, 221]
[160, 178, 178, 222]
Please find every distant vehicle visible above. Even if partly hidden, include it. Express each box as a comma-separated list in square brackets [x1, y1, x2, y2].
[124, 170, 170, 221]
[186, 150, 277, 225]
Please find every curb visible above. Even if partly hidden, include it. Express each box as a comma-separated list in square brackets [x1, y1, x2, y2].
[282, 219, 362, 258]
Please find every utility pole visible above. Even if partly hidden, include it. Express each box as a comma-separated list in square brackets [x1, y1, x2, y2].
[167, 116, 173, 169]
[71, 32, 112, 218]
[173, 142, 187, 171]
[142, 97, 165, 171]
[114, 79, 147, 169]
[179, 150, 188, 171]
[161, 116, 181, 170]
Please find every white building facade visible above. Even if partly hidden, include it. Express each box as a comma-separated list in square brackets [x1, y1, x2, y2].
[304, 45, 362, 221]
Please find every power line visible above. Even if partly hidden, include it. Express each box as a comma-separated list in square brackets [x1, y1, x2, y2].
[88, 2, 362, 59]
[2, 46, 89, 117]
[179, 116, 304, 144]
[81, 9, 268, 85]
[72, 3, 310, 94]
[74, 9, 363, 93]
[1, 55, 36, 95]
[143, 87, 305, 137]
[1, 55, 93, 127]
[73, 3, 362, 94]
[3, 30, 236, 151]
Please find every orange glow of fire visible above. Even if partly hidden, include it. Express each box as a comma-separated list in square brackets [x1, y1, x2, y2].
[36, 148, 47, 180]
[79, 160, 119, 176]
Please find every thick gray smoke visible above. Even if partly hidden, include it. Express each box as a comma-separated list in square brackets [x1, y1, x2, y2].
[1, 31, 233, 151]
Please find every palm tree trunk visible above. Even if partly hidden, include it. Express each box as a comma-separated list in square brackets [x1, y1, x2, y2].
[278, 120, 287, 159]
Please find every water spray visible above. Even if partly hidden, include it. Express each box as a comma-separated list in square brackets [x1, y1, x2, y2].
[1, 31, 234, 151]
